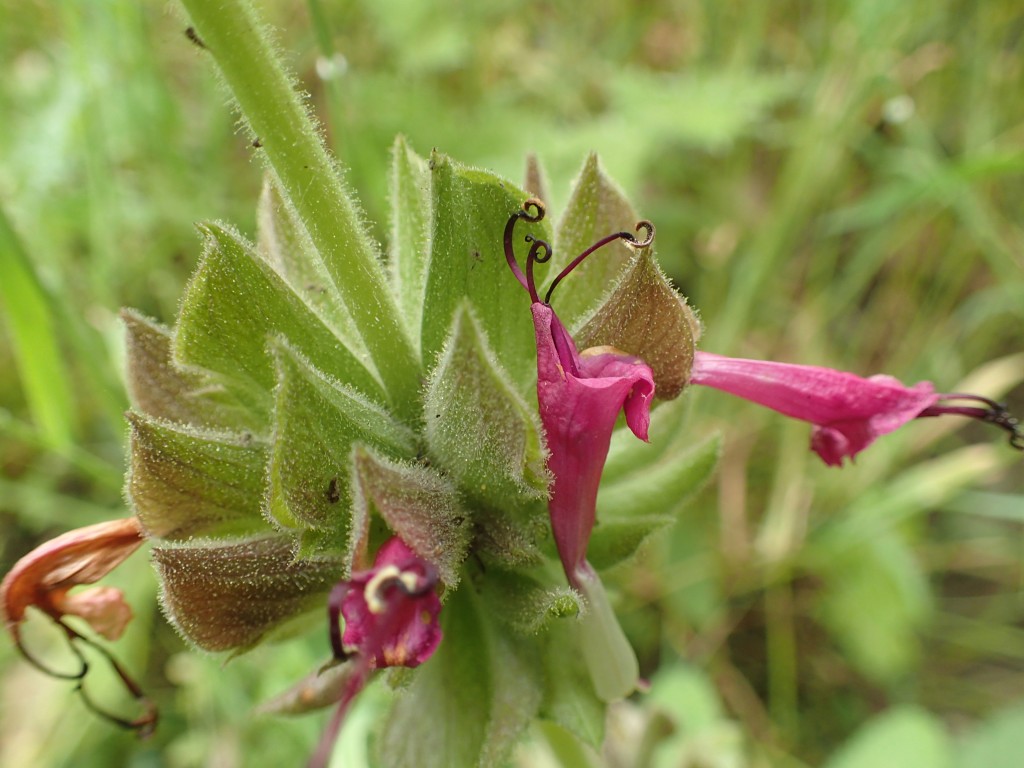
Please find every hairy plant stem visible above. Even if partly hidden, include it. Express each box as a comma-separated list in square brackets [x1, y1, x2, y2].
[177, 0, 421, 421]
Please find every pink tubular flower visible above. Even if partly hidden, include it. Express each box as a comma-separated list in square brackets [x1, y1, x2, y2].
[504, 200, 656, 589]
[310, 537, 441, 768]
[690, 351, 1023, 466]
[504, 199, 655, 700]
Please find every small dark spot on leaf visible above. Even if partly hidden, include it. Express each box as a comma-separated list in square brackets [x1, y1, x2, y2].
[326, 477, 341, 504]
[252, 137, 263, 148]
[185, 27, 207, 49]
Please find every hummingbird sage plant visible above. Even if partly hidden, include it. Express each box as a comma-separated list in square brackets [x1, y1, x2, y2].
[2, 3, 1022, 767]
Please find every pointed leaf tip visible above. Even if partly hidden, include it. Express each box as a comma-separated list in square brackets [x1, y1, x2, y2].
[349, 447, 470, 588]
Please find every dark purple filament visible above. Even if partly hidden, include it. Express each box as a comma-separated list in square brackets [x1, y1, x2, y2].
[918, 393, 1023, 449]
[503, 198, 654, 306]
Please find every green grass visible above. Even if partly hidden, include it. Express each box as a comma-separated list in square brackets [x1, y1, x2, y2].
[2, 0, 1023, 765]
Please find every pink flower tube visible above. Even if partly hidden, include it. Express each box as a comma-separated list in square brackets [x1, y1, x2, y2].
[690, 351, 1022, 465]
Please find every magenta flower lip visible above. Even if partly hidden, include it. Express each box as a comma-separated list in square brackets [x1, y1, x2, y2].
[690, 351, 1023, 465]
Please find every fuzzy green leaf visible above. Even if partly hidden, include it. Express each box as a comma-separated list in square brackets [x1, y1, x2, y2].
[178, 0, 422, 418]
[127, 411, 269, 541]
[122, 308, 259, 431]
[266, 338, 416, 537]
[174, 223, 384, 415]
[388, 136, 432, 343]
[575, 251, 700, 400]
[379, 586, 543, 768]
[349, 446, 470, 587]
[550, 154, 640, 325]
[586, 515, 676, 572]
[474, 515, 547, 568]
[420, 153, 545, 384]
[255, 176, 370, 366]
[424, 303, 548, 507]
[153, 533, 341, 653]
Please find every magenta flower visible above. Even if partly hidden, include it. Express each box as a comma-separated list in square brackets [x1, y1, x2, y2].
[532, 303, 655, 584]
[690, 351, 1023, 466]
[504, 200, 656, 589]
[504, 200, 656, 699]
[311, 537, 441, 768]
[330, 537, 441, 670]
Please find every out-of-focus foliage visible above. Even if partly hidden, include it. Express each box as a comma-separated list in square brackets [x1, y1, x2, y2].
[1, 1, 1022, 766]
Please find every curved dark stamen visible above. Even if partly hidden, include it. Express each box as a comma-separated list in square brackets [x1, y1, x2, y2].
[327, 582, 351, 661]
[68, 623, 158, 737]
[16, 618, 157, 736]
[12, 622, 88, 681]
[635, 221, 655, 247]
[521, 198, 545, 223]
[543, 219, 656, 305]
[503, 199, 547, 302]
[918, 394, 1023, 450]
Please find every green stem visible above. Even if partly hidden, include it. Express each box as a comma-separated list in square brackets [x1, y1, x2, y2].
[177, 0, 421, 420]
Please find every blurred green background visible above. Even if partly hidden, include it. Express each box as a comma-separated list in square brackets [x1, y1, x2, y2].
[2, 1, 1023, 766]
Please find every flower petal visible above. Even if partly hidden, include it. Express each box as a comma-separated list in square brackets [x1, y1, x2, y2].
[1, 517, 143, 630]
[340, 538, 442, 669]
[532, 303, 655, 581]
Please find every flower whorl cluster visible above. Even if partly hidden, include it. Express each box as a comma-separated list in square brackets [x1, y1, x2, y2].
[3, 146, 1019, 768]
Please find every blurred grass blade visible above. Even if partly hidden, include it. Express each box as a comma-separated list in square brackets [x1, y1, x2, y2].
[0, 204, 76, 449]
